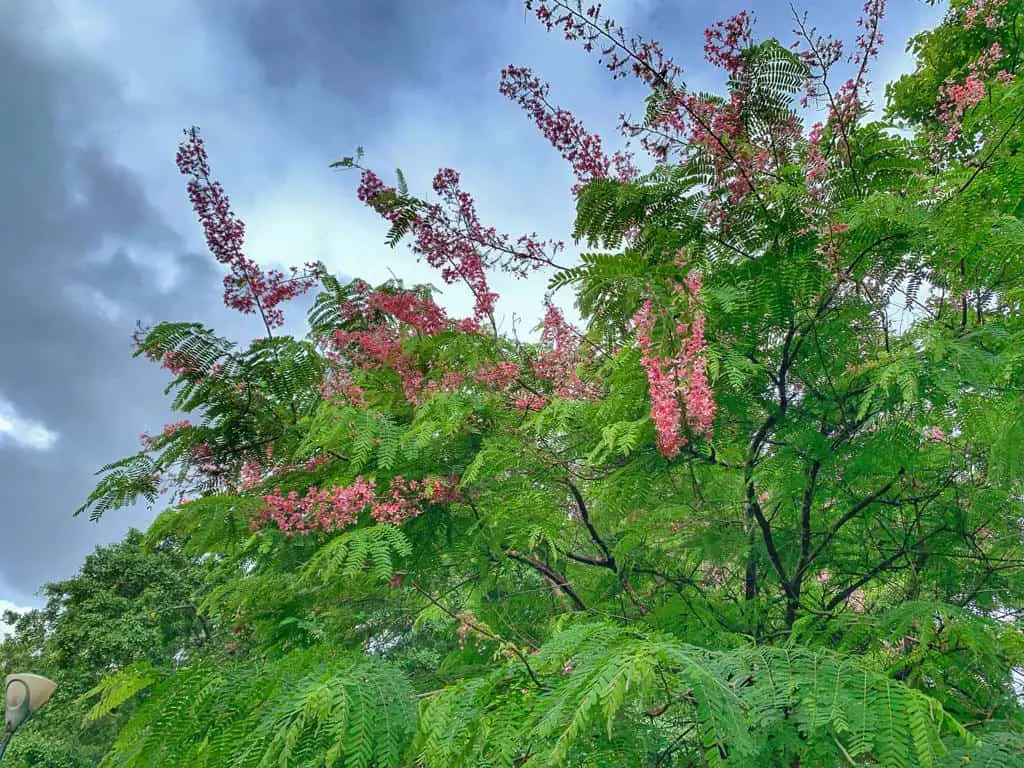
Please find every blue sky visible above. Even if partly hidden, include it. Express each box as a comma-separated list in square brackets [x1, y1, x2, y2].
[0, 0, 945, 619]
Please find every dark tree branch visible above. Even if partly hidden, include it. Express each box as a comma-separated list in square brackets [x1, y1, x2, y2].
[801, 469, 906, 576]
[565, 480, 616, 569]
[411, 580, 544, 689]
[506, 550, 588, 612]
[825, 526, 948, 611]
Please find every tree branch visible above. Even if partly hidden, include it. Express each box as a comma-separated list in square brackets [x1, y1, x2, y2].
[825, 526, 948, 611]
[506, 550, 588, 611]
[801, 469, 905, 577]
[565, 480, 616, 568]
[411, 580, 544, 688]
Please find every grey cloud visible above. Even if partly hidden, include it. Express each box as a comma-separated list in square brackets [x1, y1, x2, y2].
[0, 10, 240, 597]
[220, 0, 518, 109]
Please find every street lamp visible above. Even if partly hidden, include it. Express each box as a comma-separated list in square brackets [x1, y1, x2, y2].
[0, 674, 56, 761]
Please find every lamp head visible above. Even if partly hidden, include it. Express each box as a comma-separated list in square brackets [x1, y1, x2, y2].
[4, 674, 56, 733]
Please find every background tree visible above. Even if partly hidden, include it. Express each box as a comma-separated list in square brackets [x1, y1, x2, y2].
[0, 530, 218, 767]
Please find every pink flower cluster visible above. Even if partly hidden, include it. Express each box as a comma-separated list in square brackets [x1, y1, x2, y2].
[524, 4, 809, 220]
[937, 42, 1011, 143]
[319, 364, 366, 406]
[369, 290, 450, 335]
[158, 351, 204, 377]
[140, 420, 192, 449]
[513, 393, 550, 412]
[525, 1, 681, 86]
[371, 476, 461, 525]
[470, 361, 551, 411]
[189, 442, 232, 478]
[804, 122, 829, 197]
[239, 462, 263, 491]
[328, 286, 466, 404]
[471, 361, 521, 389]
[924, 426, 949, 443]
[499, 65, 637, 192]
[799, 0, 885, 101]
[531, 302, 601, 401]
[963, 0, 1006, 29]
[176, 128, 315, 329]
[851, 0, 886, 68]
[256, 475, 459, 535]
[703, 10, 753, 77]
[258, 477, 377, 535]
[357, 166, 564, 322]
[632, 270, 715, 458]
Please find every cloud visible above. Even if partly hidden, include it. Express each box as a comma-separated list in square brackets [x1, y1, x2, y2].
[0, 2, 248, 593]
[0, 599, 34, 639]
[0, 397, 58, 452]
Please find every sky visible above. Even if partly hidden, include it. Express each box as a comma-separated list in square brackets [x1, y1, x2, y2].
[0, 0, 945, 616]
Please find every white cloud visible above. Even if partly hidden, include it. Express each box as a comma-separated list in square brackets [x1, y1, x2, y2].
[0, 599, 33, 639]
[0, 396, 59, 451]
[65, 283, 124, 324]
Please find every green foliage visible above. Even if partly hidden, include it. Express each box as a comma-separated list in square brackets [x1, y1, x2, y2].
[0, 532, 218, 766]
[53, 1, 1024, 765]
[302, 525, 412, 583]
[96, 650, 416, 768]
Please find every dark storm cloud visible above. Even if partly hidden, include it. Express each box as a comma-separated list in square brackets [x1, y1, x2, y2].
[0, 13, 236, 597]
[222, 0, 517, 108]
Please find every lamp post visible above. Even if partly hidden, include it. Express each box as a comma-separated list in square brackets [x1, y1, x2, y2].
[0, 674, 56, 761]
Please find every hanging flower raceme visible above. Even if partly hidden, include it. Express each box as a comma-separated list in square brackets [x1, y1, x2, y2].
[963, 0, 1007, 29]
[632, 266, 715, 458]
[498, 64, 637, 192]
[532, 302, 602, 401]
[175, 127, 316, 329]
[937, 42, 1015, 144]
[356, 165, 565, 323]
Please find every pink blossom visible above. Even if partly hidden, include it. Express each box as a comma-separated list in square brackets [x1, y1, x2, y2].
[633, 268, 716, 458]
[936, 42, 1012, 143]
[703, 11, 753, 77]
[472, 361, 521, 389]
[319, 364, 365, 406]
[962, 0, 1006, 29]
[255, 474, 461, 535]
[531, 302, 601, 401]
[257, 477, 377, 535]
[356, 166, 564, 323]
[938, 74, 988, 143]
[499, 65, 638, 192]
[325, 287, 470, 405]
[175, 128, 315, 329]
[526, 1, 680, 87]
[239, 462, 263, 491]
[513, 393, 550, 412]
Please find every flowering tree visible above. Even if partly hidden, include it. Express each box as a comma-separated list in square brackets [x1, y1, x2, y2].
[76, 1, 1024, 765]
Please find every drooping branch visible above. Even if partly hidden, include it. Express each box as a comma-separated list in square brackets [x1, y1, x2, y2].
[506, 550, 588, 611]
[411, 580, 544, 688]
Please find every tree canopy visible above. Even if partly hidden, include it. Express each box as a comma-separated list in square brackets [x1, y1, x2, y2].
[5, 0, 1024, 765]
